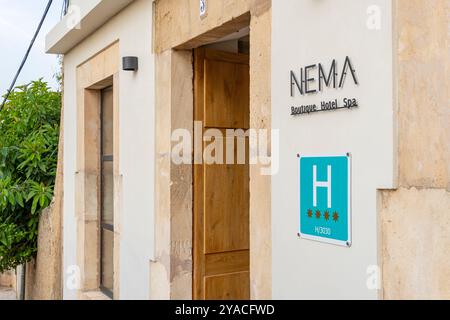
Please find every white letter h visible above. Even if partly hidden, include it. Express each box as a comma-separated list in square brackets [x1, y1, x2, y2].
[313, 165, 332, 208]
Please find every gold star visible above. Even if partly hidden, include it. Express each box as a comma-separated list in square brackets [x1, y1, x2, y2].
[315, 210, 321, 219]
[307, 209, 313, 218]
[324, 211, 330, 221]
[333, 211, 339, 222]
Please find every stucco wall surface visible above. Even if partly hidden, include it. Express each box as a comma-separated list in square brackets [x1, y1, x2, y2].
[380, 188, 450, 299]
[396, 0, 449, 188]
[380, 0, 450, 300]
[62, 0, 155, 299]
[0, 271, 15, 288]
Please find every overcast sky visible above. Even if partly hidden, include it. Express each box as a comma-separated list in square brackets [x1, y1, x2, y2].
[0, 0, 64, 97]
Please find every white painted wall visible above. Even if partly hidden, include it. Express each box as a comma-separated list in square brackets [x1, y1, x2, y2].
[68, 0, 101, 14]
[272, 0, 395, 299]
[62, 0, 154, 299]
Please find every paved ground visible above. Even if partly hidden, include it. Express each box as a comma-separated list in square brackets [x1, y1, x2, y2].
[0, 287, 16, 300]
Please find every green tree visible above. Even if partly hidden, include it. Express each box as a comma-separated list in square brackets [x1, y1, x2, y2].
[0, 79, 61, 272]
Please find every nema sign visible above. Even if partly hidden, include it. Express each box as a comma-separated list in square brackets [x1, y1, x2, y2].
[290, 56, 359, 96]
[298, 154, 352, 247]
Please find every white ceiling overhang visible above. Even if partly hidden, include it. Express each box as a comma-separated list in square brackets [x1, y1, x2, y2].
[45, 0, 135, 54]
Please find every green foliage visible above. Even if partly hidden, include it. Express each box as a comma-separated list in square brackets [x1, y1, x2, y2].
[0, 79, 61, 272]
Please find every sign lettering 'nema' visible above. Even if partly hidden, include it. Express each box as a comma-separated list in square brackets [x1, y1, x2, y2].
[290, 57, 359, 116]
[290, 56, 358, 95]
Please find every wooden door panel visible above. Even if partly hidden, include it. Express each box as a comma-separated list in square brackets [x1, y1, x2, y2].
[204, 60, 250, 129]
[194, 48, 250, 300]
[205, 250, 249, 276]
[204, 162, 249, 254]
[204, 272, 250, 300]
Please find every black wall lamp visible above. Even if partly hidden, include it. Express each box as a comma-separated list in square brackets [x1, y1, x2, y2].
[122, 56, 138, 71]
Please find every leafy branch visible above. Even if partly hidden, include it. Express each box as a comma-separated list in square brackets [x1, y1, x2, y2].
[0, 79, 60, 272]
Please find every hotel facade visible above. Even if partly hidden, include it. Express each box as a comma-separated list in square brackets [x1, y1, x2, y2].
[24, 0, 449, 300]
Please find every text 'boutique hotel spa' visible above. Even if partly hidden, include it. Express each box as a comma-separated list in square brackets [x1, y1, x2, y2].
[31, 0, 448, 300]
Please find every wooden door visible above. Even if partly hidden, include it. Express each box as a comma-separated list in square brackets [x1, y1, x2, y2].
[193, 48, 250, 300]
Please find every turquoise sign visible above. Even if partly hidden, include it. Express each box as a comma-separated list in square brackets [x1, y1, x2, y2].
[298, 155, 352, 247]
